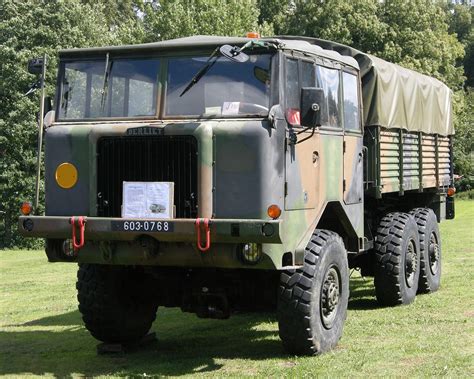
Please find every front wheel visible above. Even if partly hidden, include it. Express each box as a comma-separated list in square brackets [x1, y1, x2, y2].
[76, 264, 158, 344]
[277, 230, 349, 355]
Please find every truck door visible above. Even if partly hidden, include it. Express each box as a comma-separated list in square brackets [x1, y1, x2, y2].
[342, 71, 364, 204]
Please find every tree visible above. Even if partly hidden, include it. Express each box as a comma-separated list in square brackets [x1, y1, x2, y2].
[447, 3, 474, 87]
[142, 0, 270, 42]
[0, 0, 132, 248]
[377, 0, 465, 90]
[277, 0, 386, 54]
[452, 89, 473, 184]
[277, 0, 465, 89]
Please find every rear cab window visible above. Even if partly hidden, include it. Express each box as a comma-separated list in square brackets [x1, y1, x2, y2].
[342, 71, 361, 131]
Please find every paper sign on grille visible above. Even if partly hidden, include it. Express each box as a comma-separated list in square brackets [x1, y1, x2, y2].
[122, 181, 174, 219]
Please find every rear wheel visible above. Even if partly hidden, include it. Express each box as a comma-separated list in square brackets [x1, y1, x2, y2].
[374, 212, 420, 306]
[410, 208, 441, 293]
[76, 264, 158, 344]
[277, 230, 349, 355]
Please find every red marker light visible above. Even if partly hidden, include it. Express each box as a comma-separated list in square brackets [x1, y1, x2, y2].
[20, 201, 32, 216]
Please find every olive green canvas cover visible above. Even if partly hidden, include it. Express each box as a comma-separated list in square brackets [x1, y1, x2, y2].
[360, 54, 453, 136]
[277, 36, 454, 136]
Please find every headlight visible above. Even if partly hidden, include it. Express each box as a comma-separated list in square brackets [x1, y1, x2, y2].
[240, 243, 262, 264]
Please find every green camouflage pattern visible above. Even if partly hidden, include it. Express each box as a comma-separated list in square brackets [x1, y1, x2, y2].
[18, 36, 453, 270]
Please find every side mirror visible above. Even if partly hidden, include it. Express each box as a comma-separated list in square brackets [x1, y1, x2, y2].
[28, 58, 44, 75]
[300, 87, 327, 127]
[219, 44, 249, 63]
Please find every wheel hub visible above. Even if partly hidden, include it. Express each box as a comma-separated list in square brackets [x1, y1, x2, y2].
[321, 266, 340, 329]
[428, 232, 440, 275]
[405, 239, 418, 288]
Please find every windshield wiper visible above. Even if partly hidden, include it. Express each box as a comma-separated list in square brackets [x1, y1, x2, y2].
[179, 47, 220, 97]
[179, 40, 278, 98]
[100, 53, 111, 111]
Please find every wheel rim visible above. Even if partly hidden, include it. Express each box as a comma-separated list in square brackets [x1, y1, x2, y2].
[428, 232, 440, 276]
[320, 265, 341, 329]
[405, 238, 418, 288]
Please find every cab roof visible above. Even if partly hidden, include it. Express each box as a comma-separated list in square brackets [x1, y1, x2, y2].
[58, 35, 360, 70]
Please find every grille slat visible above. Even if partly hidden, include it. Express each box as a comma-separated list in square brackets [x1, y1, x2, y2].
[97, 136, 198, 218]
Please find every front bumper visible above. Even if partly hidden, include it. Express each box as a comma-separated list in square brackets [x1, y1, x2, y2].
[19, 216, 281, 243]
[19, 216, 283, 268]
[18, 216, 281, 244]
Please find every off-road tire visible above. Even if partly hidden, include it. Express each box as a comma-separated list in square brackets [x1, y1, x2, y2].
[277, 230, 349, 355]
[410, 208, 441, 293]
[374, 212, 420, 306]
[77, 264, 158, 344]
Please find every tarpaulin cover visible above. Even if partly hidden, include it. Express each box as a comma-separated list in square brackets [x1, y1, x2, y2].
[278, 37, 454, 136]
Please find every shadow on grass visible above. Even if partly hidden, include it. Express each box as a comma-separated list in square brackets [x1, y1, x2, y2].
[348, 275, 380, 310]
[0, 309, 286, 377]
[0, 276, 380, 376]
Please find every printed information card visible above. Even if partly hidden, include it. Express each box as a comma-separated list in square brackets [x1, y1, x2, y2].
[122, 181, 174, 219]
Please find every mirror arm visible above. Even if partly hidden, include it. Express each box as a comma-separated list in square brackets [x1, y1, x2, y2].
[290, 125, 317, 145]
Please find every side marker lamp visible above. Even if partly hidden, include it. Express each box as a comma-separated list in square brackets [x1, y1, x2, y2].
[20, 201, 32, 216]
[447, 187, 456, 197]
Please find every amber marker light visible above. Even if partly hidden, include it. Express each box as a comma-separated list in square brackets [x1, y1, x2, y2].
[20, 201, 32, 216]
[447, 187, 456, 197]
[55, 162, 78, 189]
[246, 31, 260, 39]
[267, 204, 282, 219]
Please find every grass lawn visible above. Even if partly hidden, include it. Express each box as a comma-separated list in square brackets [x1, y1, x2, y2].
[1, 201, 473, 377]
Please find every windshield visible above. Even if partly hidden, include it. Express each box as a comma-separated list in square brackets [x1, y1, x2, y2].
[166, 54, 271, 117]
[57, 53, 272, 120]
[58, 58, 160, 119]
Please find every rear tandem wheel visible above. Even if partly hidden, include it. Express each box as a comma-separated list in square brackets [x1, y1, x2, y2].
[374, 212, 421, 306]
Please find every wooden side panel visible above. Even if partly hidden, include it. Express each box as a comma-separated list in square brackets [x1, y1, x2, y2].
[367, 128, 453, 196]
[438, 135, 451, 187]
[379, 130, 400, 193]
[422, 135, 437, 189]
[402, 132, 420, 191]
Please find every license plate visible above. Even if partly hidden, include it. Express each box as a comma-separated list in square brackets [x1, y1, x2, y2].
[112, 220, 174, 232]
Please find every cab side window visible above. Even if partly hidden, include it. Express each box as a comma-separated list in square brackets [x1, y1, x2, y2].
[316, 65, 341, 128]
[342, 72, 360, 131]
[285, 58, 316, 125]
[285, 58, 299, 111]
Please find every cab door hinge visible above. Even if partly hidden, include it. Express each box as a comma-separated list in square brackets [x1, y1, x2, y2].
[284, 182, 288, 196]
[343, 141, 346, 153]
[343, 179, 346, 192]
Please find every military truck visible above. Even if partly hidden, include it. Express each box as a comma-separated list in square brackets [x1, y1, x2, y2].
[19, 35, 455, 355]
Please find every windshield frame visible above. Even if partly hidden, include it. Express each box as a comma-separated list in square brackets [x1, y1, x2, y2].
[55, 49, 277, 122]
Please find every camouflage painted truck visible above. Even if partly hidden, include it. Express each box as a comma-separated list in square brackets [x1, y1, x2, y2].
[19, 35, 455, 355]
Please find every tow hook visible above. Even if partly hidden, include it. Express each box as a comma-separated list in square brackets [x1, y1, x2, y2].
[70, 216, 87, 251]
[195, 218, 211, 252]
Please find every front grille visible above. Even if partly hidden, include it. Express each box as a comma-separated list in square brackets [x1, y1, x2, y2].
[97, 136, 198, 218]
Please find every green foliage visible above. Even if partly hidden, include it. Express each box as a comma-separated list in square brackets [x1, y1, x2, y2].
[278, 0, 386, 53]
[142, 0, 268, 42]
[452, 89, 474, 179]
[0, 0, 131, 248]
[448, 4, 474, 87]
[276, 0, 465, 89]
